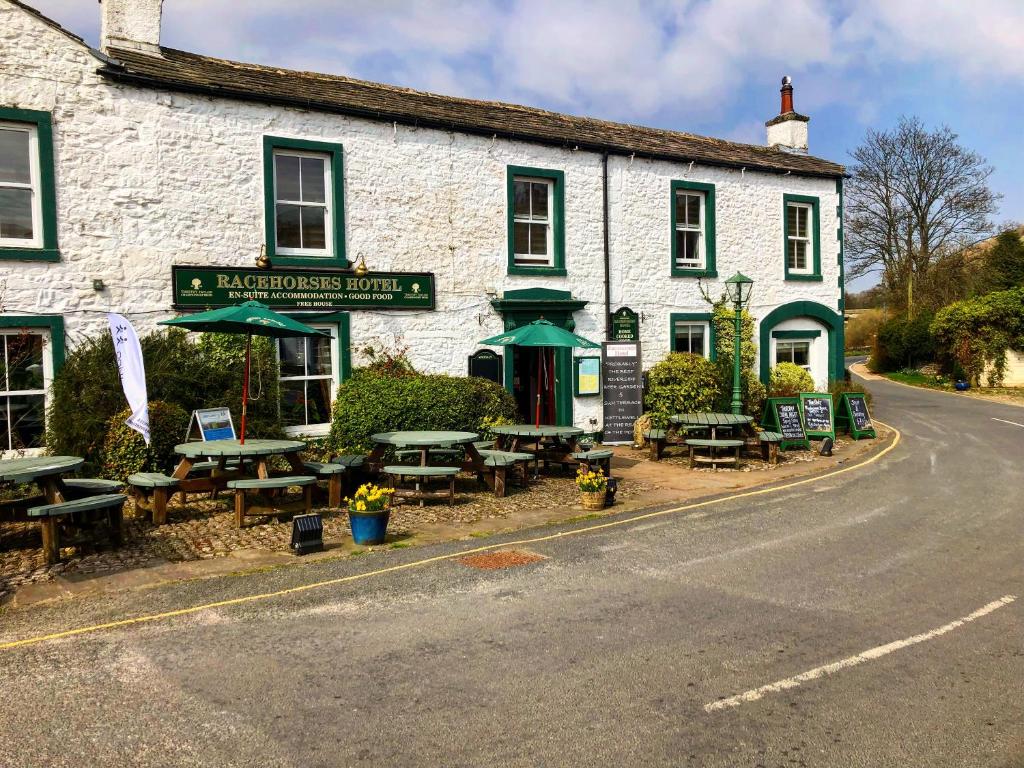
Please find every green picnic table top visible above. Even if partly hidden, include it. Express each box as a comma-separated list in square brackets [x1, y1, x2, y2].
[371, 431, 478, 447]
[670, 413, 753, 427]
[490, 424, 584, 439]
[174, 439, 306, 459]
[0, 456, 84, 483]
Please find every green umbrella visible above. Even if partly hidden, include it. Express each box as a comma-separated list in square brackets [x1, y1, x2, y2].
[160, 301, 325, 443]
[480, 320, 600, 427]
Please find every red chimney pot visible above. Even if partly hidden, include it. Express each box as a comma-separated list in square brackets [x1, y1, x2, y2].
[780, 75, 794, 115]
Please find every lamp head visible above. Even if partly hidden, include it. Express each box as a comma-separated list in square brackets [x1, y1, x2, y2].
[724, 272, 754, 306]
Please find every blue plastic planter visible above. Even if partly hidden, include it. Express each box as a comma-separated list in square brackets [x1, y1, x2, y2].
[348, 510, 391, 545]
[955, 380, 970, 391]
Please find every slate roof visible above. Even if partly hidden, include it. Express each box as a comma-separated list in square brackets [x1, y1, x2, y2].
[99, 46, 845, 179]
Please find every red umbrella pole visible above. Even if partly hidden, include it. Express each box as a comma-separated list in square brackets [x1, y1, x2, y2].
[240, 333, 251, 444]
[535, 346, 542, 428]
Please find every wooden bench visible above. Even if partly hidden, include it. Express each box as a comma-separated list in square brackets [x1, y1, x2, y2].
[127, 472, 180, 525]
[394, 448, 463, 465]
[62, 478, 124, 498]
[571, 449, 613, 476]
[473, 440, 495, 451]
[302, 461, 346, 508]
[226, 475, 317, 528]
[27, 493, 127, 564]
[757, 431, 784, 465]
[476, 450, 533, 496]
[332, 454, 368, 494]
[685, 438, 745, 470]
[383, 465, 460, 507]
[644, 429, 668, 461]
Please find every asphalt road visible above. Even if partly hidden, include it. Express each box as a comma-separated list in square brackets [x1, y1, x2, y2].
[1, 373, 1022, 767]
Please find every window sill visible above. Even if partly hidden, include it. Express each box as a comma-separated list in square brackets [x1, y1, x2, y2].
[671, 268, 717, 278]
[507, 265, 567, 277]
[283, 423, 331, 438]
[0, 247, 60, 262]
[269, 253, 350, 269]
[784, 273, 823, 282]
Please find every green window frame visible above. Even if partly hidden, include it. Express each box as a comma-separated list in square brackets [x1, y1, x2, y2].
[263, 136, 347, 268]
[669, 312, 716, 361]
[277, 311, 350, 436]
[573, 356, 601, 397]
[783, 193, 822, 281]
[0, 315, 65, 451]
[670, 180, 716, 278]
[0, 107, 59, 262]
[507, 165, 566, 276]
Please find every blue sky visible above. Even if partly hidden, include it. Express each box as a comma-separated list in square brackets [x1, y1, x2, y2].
[28, 1, 1024, 289]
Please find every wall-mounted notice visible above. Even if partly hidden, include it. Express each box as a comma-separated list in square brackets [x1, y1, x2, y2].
[601, 341, 643, 443]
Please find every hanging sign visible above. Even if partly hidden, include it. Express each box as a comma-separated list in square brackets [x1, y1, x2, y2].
[762, 397, 809, 450]
[468, 349, 503, 386]
[186, 408, 236, 442]
[838, 393, 875, 439]
[172, 266, 435, 311]
[799, 393, 835, 441]
[610, 307, 639, 342]
[601, 341, 643, 443]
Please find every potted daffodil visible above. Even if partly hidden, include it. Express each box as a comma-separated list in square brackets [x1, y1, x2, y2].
[345, 483, 396, 545]
[576, 466, 608, 511]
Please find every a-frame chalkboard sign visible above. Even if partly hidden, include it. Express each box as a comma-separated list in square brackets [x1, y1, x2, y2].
[799, 392, 835, 441]
[762, 397, 809, 450]
[837, 392, 876, 439]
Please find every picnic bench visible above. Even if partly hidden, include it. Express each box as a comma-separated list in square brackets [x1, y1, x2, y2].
[127, 472, 180, 525]
[757, 431, 784, 465]
[27, 493, 126, 564]
[302, 461, 346, 508]
[383, 465, 460, 507]
[686, 438, 745, 470]
[643, 429, 668, 461]
[227, 475, 316, 527]
[62, 478, 124, 498]
[476, 450, 533, 496]
[572, 449, 613, 477]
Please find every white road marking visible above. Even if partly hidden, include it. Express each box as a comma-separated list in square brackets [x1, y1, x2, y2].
[704, 595, 1016, 713]
[992, 417, 1024, 429]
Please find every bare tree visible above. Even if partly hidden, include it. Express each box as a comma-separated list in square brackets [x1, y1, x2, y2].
[845, 117, 999, 316]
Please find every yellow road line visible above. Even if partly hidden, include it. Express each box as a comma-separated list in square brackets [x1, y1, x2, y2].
[0, 422, 901, 652]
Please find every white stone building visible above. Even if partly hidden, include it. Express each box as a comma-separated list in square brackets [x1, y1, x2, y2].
[0, 0, 846, 451]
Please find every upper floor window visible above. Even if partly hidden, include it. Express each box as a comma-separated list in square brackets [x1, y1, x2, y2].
[670, 180, 716, 277]
[263, 136, 346, 268]
[783, 194, 822, 281]
[0, 108, 58, 262]
[506, 166, 565, 276]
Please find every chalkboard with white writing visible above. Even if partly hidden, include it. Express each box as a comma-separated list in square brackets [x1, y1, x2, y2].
[840, 393, 876, 439]
[601, 341, 643, 444]
[762, 397, 809, 450]
[799, 393, 835, 440]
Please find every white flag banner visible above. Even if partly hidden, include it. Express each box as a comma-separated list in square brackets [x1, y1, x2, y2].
[108, 313, 151, 446]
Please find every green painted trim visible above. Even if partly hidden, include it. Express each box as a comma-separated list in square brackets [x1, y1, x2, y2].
[262, 135, 347, 268]
[783, 193, 821, 281]
[0, 315, 65, 373]
[506, 165, 565, 276]
[668, 312, 716, 361]
[758, 301, 843, 385]
[835, 179, 847, 353]
[772, 329, 822, 339]
[0, 107, 59, 262]
[670, 180, 717, 278]
[283, 310, 351, 384]
[498, 308, 575, 426]
[573, 355, 601, 397]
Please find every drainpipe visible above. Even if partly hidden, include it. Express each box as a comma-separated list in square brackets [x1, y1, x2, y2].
[602, 152, 611, 339]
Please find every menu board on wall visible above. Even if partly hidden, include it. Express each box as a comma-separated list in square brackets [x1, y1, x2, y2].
[601, 341, 643, 444]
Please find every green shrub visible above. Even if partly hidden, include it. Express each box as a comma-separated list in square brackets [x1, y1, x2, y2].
[931, 287, 1024, 385]
[328, 370, 520, 452]
[644, 353, 723, 426]
[870, 314, 935, 372]
[712, 305, 764, 415]
[829, 378, 872, 407]
[101, 401, 190, 481]
[769, 362, 815, 397]
[46, 328, 283, 472]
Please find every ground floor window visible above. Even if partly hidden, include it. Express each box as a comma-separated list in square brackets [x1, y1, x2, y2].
[278, 324, 338, 435]
[775, 339, 811, 370]
[0, 328, 51, 451]
[672, 321, 708, 357]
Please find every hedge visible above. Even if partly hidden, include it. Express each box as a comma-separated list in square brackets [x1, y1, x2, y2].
[328, 370, 520, 452]
[931, 287, 1024, 385]
[769, 362, 815, 397]
[101, 401, 190, 481]
[644, 353, 723, 427]
[869, 314, 935, 373]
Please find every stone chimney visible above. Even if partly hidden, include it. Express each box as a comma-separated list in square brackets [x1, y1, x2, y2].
[765, 76, 809, 154]
[100, 0, 163, 54]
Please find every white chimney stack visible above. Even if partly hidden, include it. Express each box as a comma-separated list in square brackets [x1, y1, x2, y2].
[765, 76, 809, 154]
[100, 0, 163, 54]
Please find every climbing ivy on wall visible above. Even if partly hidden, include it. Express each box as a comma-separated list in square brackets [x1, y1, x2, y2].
[931, 287, 1024, 385]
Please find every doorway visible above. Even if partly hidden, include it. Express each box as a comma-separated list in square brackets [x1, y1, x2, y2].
[511, 346, 557, 425]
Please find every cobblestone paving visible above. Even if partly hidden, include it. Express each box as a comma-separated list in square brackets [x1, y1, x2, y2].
[0, 474, 651, 602]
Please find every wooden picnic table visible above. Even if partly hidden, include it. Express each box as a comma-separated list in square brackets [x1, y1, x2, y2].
[491, 424, 585, 476]
[669, 413, 754, 440]
[0, 456, 84, 516]
[369, 431, 480, 468]
[172, 439, 307, 494]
